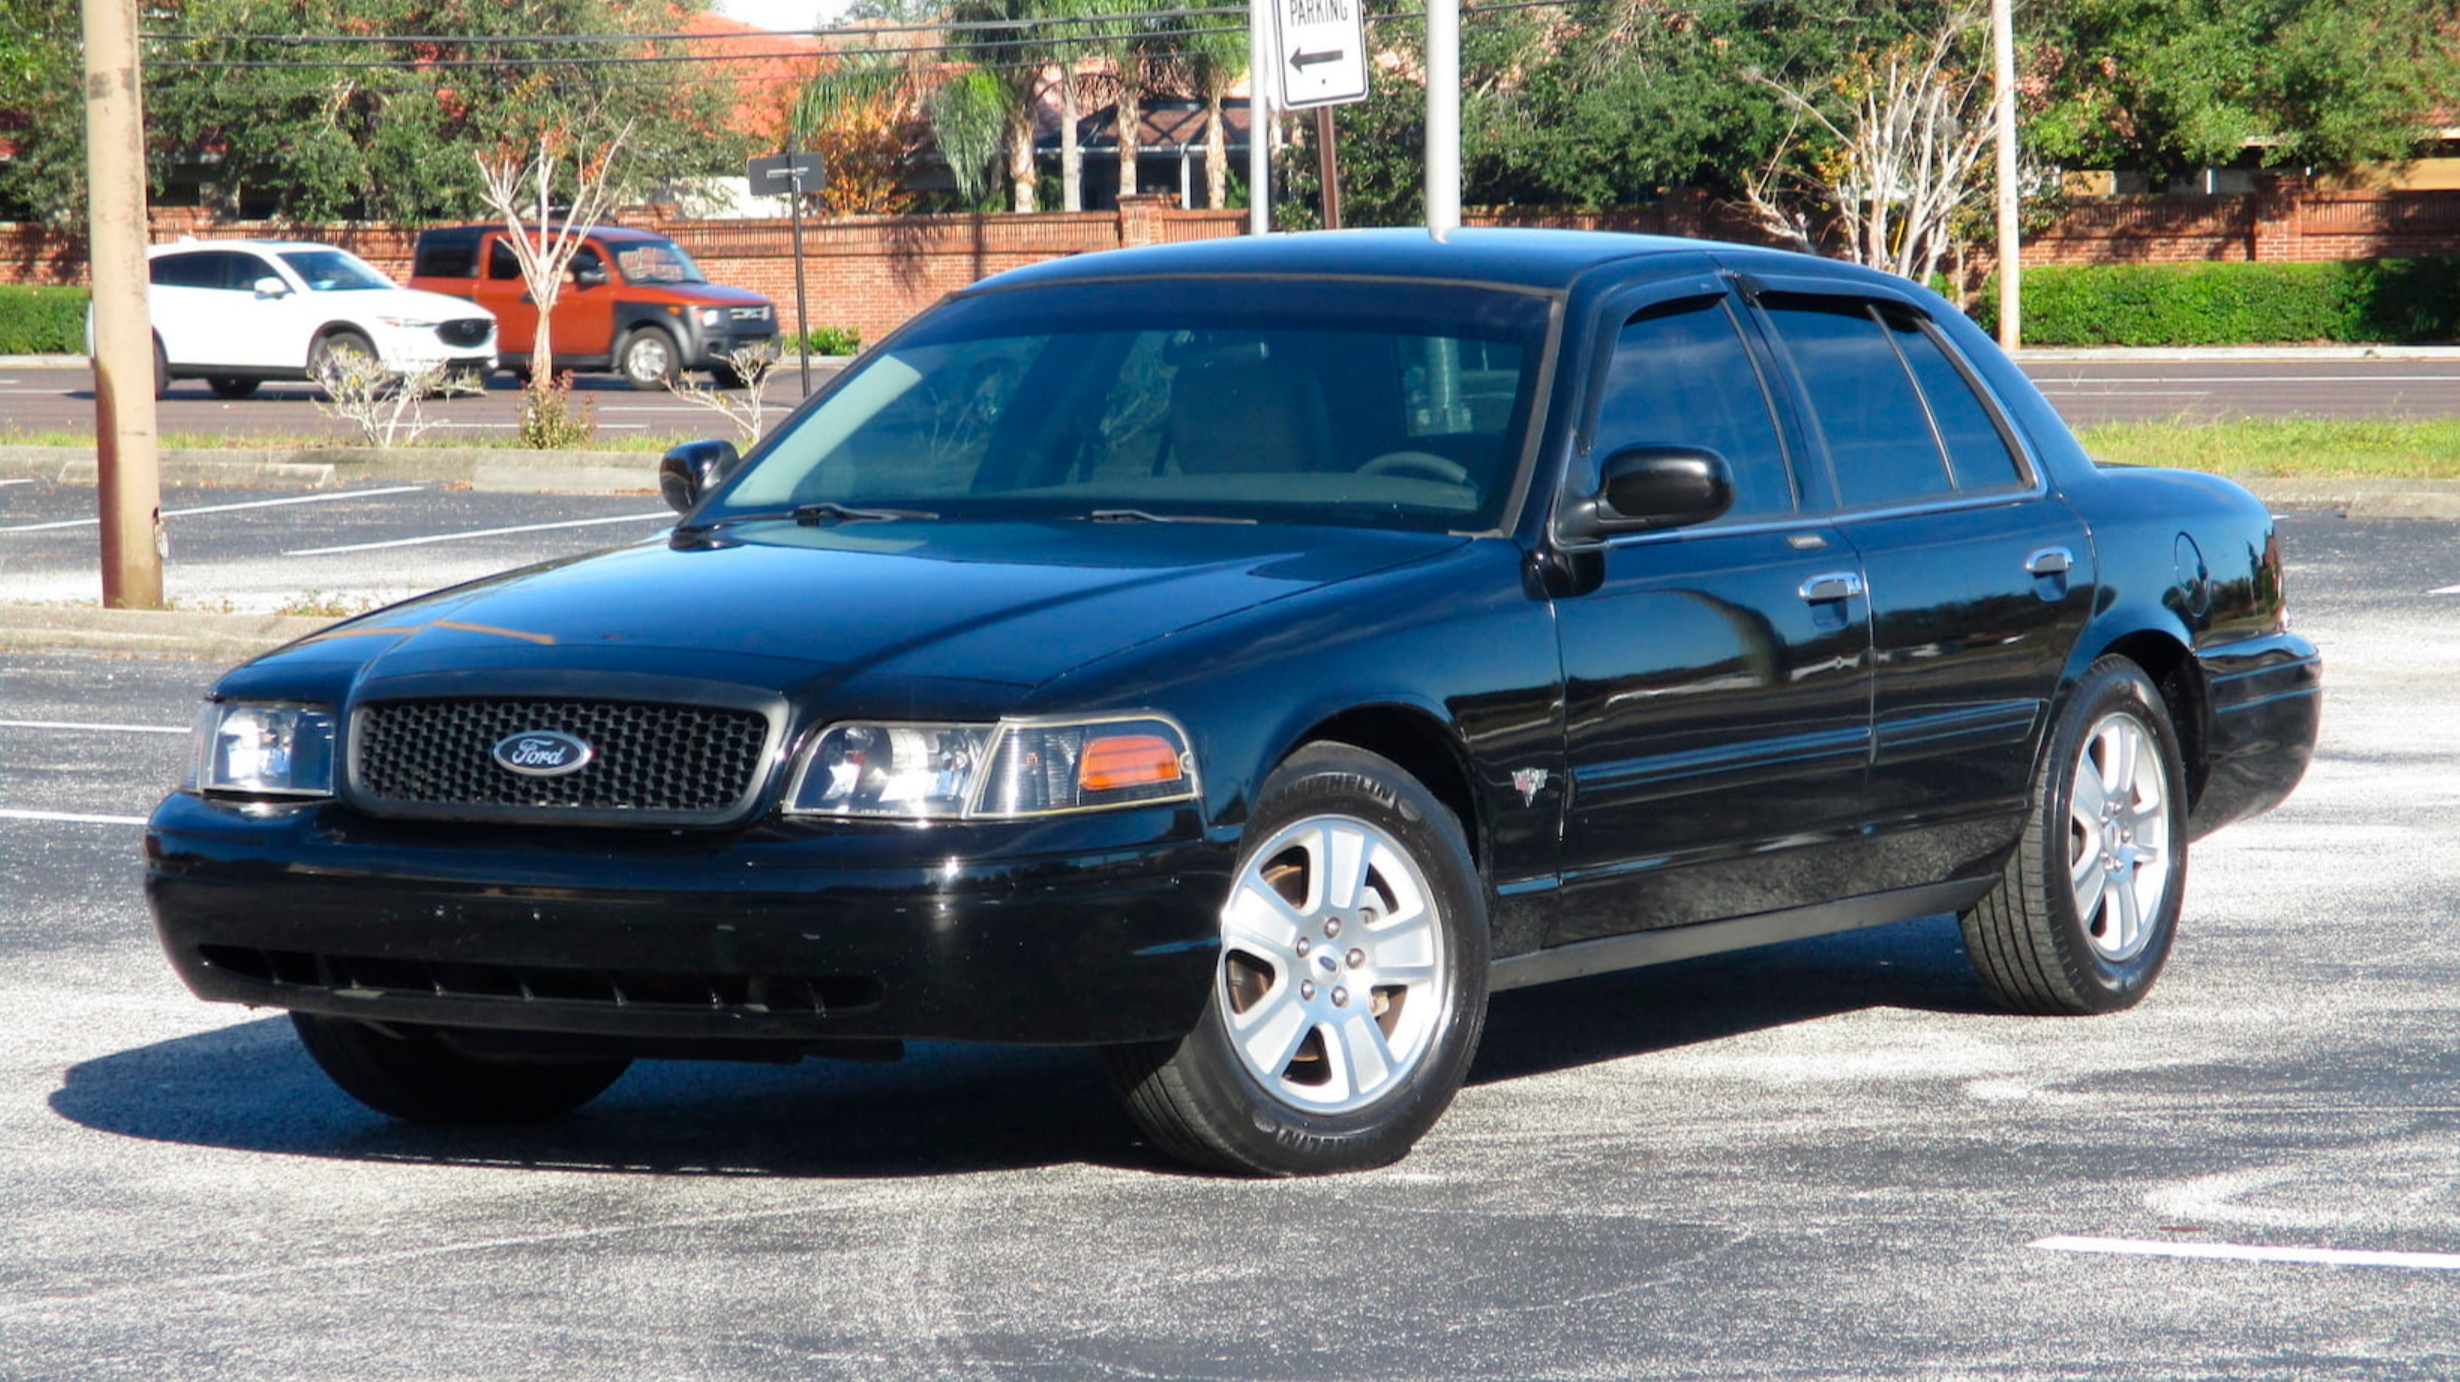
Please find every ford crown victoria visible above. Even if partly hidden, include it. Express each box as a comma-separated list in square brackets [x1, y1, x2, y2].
[146, 230, 2320, 1175]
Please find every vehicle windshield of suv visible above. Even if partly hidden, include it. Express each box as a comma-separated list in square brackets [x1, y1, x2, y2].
[711, 278, 1553, 533]
[277, 249, 393, 292]
[615, 241, 710, 285]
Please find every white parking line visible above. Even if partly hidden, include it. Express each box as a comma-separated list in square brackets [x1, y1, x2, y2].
[2432, 583, 2460, 597]
[0, 807, 149, 826]
[0, 719, 186, 735]
[2034, 1236, 2460, 1272]
[0, 477, 34, 487]
[0, 484, 427, 533]
[285, 510, 670, 557]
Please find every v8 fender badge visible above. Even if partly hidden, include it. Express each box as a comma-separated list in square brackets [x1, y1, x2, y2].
[492, 730, 595, 777]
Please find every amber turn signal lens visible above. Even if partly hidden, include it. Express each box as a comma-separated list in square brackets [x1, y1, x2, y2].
[1078, 734, 1185, 793]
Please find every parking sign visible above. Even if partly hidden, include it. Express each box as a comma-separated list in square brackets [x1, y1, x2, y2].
[1271, 0, 1369, 109]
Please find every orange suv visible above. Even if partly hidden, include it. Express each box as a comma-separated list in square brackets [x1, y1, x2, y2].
[409, 225, 778, 389]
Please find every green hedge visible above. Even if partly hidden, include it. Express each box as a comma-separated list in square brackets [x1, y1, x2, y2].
[1972, 260, 2460, 346]
[0, 285, 88, 355]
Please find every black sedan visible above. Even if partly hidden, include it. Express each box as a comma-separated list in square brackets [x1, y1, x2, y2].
[147, 230, 2319, 1176]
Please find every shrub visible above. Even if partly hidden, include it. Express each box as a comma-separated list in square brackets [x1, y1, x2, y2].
[789, 324, 863, 356]
[0, 286, 89, 354]
[1971, 260, 2460, 346]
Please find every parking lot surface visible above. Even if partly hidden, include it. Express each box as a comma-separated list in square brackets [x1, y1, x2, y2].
[4, 510, 2458, 1379]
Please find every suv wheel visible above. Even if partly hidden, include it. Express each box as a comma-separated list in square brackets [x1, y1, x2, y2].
[617, 328, 679, 390]
[207, 377, 260, 399]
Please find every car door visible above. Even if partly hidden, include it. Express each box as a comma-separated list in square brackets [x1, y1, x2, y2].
[146, 250, 229, 368]
[1746, 280, 2093, 889]
[1550, 284, 1876, 945]
[472, 237, 538, 357]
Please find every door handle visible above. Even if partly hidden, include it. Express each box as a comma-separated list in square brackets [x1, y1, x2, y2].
[2026, 547, 2075, 577]
[1798, 571, 1866, 603]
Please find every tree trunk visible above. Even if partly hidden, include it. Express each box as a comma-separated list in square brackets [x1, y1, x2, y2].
[1010, 87, 1039, 213]
[1115, 63, 1140, 204]
[1062, 67, 1083, 212]
[1205, 85, 1227, 209]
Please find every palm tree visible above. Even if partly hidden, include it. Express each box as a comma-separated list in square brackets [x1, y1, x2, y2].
[1079, 0, 1161, 203]
[1166, 4, 1249, 208]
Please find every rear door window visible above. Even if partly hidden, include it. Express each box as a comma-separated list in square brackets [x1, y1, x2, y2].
[1880, 310, 2027, 492]
[1762, 299, 1953, 510]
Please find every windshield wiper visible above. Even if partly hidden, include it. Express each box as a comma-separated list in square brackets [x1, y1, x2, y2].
[1086, 508, 1256, 525]
[794, 501, 936, 525]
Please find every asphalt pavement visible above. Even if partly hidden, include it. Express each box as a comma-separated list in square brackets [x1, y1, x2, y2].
[4, 511, 2457, 1379]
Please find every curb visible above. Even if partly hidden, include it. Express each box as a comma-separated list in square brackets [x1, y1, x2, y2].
[0, 603, 333, 661]
[0, 444, 659, 494]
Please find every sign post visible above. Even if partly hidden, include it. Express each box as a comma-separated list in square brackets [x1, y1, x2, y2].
[1268, 0, 1369, 232]
[747, 146, 827, 396]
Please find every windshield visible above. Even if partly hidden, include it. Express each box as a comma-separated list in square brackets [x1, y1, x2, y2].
[709, 278, 1553, 533]
[277, 249, 393, 292]
[615, 240, 710, 285]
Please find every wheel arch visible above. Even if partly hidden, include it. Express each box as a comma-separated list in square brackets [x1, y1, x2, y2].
[1282, 703, 1485, 875]
[2071, 626, 2210, 812]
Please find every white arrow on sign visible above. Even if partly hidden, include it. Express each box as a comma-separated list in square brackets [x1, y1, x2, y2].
[1271, 0, 1368, 109]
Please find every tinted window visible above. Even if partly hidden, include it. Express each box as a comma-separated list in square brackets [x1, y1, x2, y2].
[150, 251, 259, 291]
[278, 249, 389, 292]
[1593, 297, 1793, 520]
[1765, 299, 1951, 509]
[488, 240, 522, 280]
[1882, 310, 2025, 491]
[414, 240, 477, 279]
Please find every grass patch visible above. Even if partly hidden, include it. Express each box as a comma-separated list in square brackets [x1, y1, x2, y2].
[2076, 416, 2460, 479]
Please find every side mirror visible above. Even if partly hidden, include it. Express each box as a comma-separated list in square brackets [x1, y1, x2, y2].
[252, 276, 291, 299]
[1570, 445, 1735, 537]
[574, 265, 609, 289]
[659, 439, 743, 514]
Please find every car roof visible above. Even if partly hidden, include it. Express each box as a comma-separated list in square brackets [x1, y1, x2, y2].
[965, 227, 1862, 296]
[146, 239, 350, 257]
[417, 223, 669, 245]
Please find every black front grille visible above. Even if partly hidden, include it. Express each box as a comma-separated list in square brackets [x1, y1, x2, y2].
[435, 318, 492, 348]
[197, 945, 884, 1014]
[353, 697, 772, 822]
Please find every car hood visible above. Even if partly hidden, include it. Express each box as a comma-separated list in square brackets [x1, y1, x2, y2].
[240, 518, 1467, 701]
[366, 285, 497, 323]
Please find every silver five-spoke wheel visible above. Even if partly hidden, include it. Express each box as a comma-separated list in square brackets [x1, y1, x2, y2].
[2068, 711, 2173, 964]
[1220, 813, 1448, 1113]
[1962, 656, 2189, 1015]
[1104, 743, 1489, 1175]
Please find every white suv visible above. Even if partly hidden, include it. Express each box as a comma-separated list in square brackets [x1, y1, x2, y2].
[139, 239, 498, 398]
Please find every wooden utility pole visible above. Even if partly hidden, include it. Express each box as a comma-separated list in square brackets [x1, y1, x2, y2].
[1992, 0, 2021, 351]
[84, 0, 163, 607]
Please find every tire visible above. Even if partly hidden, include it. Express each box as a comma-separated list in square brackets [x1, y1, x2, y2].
[206, 376, 259, 399]
[151, 335, 169, 400]
[291, 1012, 631, 1126]
[1961, 657, 2190, 1015]
[1104, 743, 1490, 1175]
[710, 363, 747, 390]
[617, 328, 680, 390]
[309, 330, 377, 392]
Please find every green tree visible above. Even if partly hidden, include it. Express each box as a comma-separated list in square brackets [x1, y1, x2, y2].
[132, 0, 740, 223]
[2024, 0, 2460, 182]
[0, 0, 92, 222]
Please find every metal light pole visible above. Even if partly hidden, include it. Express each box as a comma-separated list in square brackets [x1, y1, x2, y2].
[84, 0, 163, 608]
[1426, 0, 1459, 241]
[1992, 0, 2021, 351]
[1248, 0, 1273, 235]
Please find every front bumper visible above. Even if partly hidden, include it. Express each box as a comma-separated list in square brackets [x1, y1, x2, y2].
[147, 793, 1229, 1048]
[2188, 630, 2321, 838]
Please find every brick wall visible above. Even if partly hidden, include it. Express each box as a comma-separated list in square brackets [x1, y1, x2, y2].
[0, 197, 1246, 343]
[15, 181, 2460, 340]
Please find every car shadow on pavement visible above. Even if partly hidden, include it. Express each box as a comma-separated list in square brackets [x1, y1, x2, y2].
[51, 914, 1996, 1178]
[49, 1014, 1162, 1179]
[1471, 912, 1997, 1086]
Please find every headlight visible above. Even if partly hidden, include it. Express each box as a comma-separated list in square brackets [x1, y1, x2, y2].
[186, 701, 336, 797]
[787, 714, 1198, 820]
[697, 307, 726, 328]
[376, 314, 437, 330]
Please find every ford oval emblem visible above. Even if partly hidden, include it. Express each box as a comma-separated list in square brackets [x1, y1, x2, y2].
[492, 730, 594, 777]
